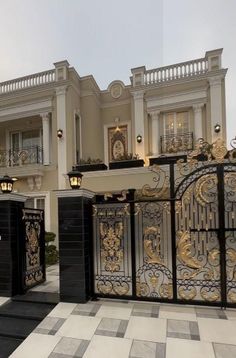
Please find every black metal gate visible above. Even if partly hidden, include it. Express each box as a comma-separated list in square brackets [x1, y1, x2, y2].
[20, 208, 45, 292]
[93, 138, 236, 307]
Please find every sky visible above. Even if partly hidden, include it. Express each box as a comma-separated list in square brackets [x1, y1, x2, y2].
[0, 0, 235, 145]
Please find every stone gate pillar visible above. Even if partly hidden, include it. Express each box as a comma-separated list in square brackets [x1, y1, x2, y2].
[56, 189, 95, 303]
[0, 194, 27, 297]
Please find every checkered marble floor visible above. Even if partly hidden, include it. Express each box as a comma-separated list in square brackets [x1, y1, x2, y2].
[4, 298, 236, 358]
[2, 265, 236, 357]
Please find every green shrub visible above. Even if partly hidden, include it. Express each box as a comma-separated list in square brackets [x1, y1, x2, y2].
[45, 231, 59, 266]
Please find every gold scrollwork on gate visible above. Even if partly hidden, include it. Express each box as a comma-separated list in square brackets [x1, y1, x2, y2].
[194, 174, 218, 206]
[178, 286, 197, 300]
[100, 222, 123, 272]
[177, 231, 202, 270]
[137, 165, 170, 199]
[144, 226, 163, 264]
[97, 279, 129, 296]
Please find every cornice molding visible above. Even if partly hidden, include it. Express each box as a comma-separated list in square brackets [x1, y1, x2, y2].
[101, 99, 131, 109]
[0, 99, 53, 122]
[0, 193, 28, 202]
[54, 188, 95, 199]
[82, 166, 149, 178]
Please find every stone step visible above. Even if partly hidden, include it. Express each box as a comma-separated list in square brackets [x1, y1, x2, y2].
[0, 291, 57, 357]
[0, 336, 23, 358]
[0, 316, 40, 339]
[0, 300, 55, 320]
[12, 291, 59, 305]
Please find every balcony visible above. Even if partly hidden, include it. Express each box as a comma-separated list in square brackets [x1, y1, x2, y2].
[160, 132, 193, 154]
[0, 146, 43, 168]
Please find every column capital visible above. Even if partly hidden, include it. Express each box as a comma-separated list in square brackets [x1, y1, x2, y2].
[208, 75, 223, 87]
[55, 85, 68, 96]
[192, 103, 204, 112]
[149, 110, 161, 119]
[132, 90, 145, 100]
[40, 112, 50, 121]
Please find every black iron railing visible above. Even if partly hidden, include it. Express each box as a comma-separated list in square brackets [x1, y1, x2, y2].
[160, 132, 193, 154]
[0, 146, 43, 167]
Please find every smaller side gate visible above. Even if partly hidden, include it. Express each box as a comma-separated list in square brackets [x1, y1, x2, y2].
[20, 208, 45, 293]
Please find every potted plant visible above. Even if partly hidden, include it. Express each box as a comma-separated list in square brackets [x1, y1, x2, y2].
[109, 153, 144, 169]
[76, 157, 107, 172]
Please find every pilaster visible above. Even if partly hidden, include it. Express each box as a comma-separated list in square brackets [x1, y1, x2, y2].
[55, 85, 68, 189]
[40, 112, 50, 165]
[193, 104, 204, 142]
[149, 111, 160, 156]
[208, 76, 224, 142]
[132, 91, 145, 159]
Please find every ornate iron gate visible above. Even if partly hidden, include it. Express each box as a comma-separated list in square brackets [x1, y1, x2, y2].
[93, 138, 236, 307]
[21, 208, 45, 292]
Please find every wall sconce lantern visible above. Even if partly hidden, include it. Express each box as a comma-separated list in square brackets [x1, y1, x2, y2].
[214, 124, 221, 133]
[0, 175, 14, 193]
[57, 129, 63, 138]
[136, 134, 142, 143]
[67, 166, 83, 189]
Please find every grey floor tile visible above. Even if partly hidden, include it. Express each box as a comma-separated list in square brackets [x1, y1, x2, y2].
[51, 337, 89, 357]
[129, 340, 165, 358]
[72, 302, 101, 317]
[167, 319, 200, 340]
[196, 307, 227, 319]
[95, 317, 128, 338]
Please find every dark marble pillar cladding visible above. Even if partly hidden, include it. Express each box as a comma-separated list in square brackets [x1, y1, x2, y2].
[57, 190, 94, 303]
[0, 196, 25, 297]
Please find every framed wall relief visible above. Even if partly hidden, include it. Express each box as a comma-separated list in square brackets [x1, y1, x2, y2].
[108, 125, 128, 162]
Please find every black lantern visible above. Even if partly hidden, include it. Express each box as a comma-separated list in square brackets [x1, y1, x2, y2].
[0, 175, 14, 193]
[136, 134, 142, 143]
[67, 166, 83, 189]
[214, 124, 221, 133]
[57, 129, 63, 138]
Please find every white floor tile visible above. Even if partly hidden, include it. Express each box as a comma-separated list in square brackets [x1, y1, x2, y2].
[159, 310, 197, 321]
[83, 335, 132, 358]
[225, 309, 236, 320]
[96, 305, 132, 320]
[49, 302, 77, 318]
[9, 333, 61, 358]
[125, 316, 167, 343]
[56, 315, 101, 340]
[0, 297, 9, 306]
[166, 338, 215, 358]
[198, 317, 236, 344]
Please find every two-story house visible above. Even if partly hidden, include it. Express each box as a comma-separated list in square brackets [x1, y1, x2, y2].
[0, 49, 227, 236]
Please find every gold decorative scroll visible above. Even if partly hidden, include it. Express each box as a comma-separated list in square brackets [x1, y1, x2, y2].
[200, 288, 220, 302]
[177, 231, 202, 270]
[178, 286, 197, 300]
[139, 165, 169, 199]
[177, 137, 235, 177]
[194, 174, 218, 206]
[144, 226, 163, 264]
[100, 222, 123, 272]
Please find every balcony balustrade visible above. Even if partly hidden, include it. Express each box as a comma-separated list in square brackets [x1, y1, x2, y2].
[0, 146, 43, 167]
[160, 132, 193, 154]
[144, 58, 208, 85]
[0, 69, 55, 94]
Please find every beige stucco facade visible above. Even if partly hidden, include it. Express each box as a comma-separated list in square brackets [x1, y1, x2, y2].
[0, 49, 228, 242]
